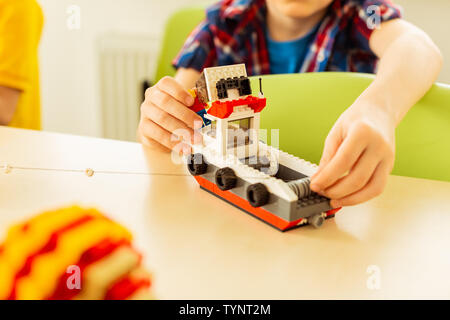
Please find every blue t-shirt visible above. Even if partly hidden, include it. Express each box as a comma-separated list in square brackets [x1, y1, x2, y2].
[266, 26, 318, 74]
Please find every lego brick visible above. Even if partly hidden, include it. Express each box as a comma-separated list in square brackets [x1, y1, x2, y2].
[216, 80, 228, 99]
[196, 108, 211, 127]
[202, 64, 247, 102]
[258, 142, 319, 177]
[247, 96, 266, 112]
[189, 94, 208, 113]
[273, 164, 308, 182]
[215, 76, 253, 99]
[238, 77, 252, 96]
[207, 95, 266, 119]
[207, 100, 234, 118]
[188, 89, 210, 127]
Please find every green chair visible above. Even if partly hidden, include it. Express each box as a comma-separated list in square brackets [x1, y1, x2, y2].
[251, 73, 450, 182]
[157, 8, 450, 182]
[154, 7, 205, 82]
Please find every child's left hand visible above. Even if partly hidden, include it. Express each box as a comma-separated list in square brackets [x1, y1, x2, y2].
[310, 99, 396, 208]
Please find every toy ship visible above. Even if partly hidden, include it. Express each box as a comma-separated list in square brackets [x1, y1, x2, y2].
[187, 64, 340, 231]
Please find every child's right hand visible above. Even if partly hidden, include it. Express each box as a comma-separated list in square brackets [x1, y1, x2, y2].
[138, 76, 202, 154]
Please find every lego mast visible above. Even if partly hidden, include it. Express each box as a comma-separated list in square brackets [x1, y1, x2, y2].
[259, 77, 263, 96]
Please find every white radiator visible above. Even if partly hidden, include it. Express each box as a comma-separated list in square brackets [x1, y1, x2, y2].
[98, 34, 159, 141]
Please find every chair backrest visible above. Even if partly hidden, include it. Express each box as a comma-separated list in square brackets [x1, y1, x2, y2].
[154, 7, 205, 82]
[251, 73, 450, 182]
[156, 9, 450, 182]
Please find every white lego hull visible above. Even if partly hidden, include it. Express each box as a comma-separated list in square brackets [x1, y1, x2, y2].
[188, 125, 340, 231]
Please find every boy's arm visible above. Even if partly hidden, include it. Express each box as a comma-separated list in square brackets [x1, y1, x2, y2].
[366, 19, 443, 125]
[311, 19, 443, 207]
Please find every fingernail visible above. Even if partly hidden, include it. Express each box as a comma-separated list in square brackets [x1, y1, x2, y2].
[185, 96, 194, 106]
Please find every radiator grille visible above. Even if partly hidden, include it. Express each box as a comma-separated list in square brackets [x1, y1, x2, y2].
[98, 34, 159, 141]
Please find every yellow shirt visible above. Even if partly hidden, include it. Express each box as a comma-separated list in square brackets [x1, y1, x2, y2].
[0, 0, 43, 130]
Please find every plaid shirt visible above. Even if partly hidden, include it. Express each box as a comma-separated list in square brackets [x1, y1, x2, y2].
[173, 0, 402, 75]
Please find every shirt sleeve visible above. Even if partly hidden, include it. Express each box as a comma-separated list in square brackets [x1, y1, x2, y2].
[352, 0, 403, 52]
[0, 0, 41, 91]
[172, 18, 218, 72]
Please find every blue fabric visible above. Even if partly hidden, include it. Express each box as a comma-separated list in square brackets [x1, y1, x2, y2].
[196, 108, 211, 127]
[266, 26, 319, 74]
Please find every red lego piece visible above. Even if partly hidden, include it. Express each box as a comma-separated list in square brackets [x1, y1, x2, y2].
[207, 101, 233, 118]
[325, 207, 342, 216]
[194, 175, 300, 231]
[248, 96, 266, 113]
[194, 175, 340, 231]
[207, 95, 266, 119]
[189, 95, 208, 113]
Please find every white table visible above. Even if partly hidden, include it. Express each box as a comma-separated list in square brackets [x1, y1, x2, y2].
[1, 126, 449, 299]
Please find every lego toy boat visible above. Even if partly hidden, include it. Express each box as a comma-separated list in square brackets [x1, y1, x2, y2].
[187, 64, 340, 231]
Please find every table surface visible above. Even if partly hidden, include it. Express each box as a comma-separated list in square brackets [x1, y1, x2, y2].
[1, 126, 450, 299]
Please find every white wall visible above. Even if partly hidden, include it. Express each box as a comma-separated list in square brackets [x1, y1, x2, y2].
[37, 0, 449, 138]
[396, 0, 450, 83]
[37, 0, 208, 137]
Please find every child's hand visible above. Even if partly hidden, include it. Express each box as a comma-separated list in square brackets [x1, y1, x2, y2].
[310, 100, 396, 208]
[138, 76, 202, 154]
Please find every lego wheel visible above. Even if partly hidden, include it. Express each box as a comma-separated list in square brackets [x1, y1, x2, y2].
[247, 183, 269, 207]
[187, 153, 208, 176]
[215, 167, 237, 191]
[308, 214, 324, 228]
